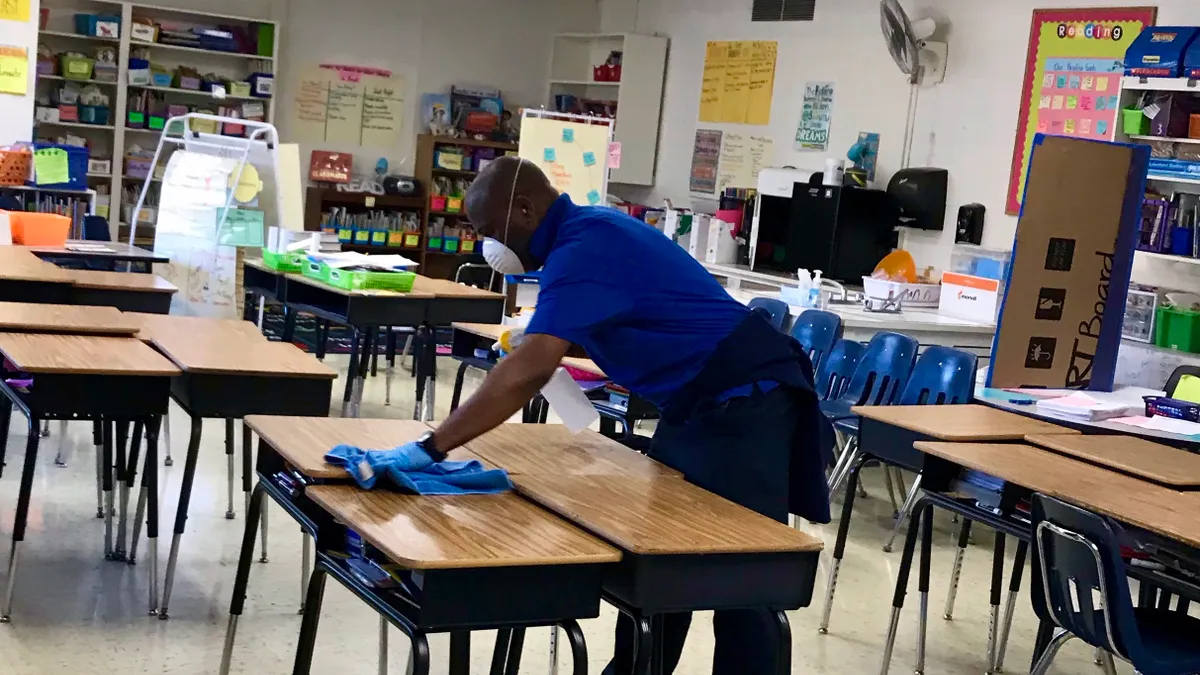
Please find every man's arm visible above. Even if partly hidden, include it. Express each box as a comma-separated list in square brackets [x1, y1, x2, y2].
[428, 333, 572, 453]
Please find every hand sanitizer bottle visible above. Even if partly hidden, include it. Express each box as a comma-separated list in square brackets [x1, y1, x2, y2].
[809, 270, 824, 309]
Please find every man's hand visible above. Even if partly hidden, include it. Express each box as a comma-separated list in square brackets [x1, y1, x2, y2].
[428, 333, 572, 453]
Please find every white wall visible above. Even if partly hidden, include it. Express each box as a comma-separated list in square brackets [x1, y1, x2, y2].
[617, 0, 1200, 276]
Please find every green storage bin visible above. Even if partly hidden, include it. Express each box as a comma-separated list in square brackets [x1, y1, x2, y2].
[327, 268, 416, 293]
[302, 259, 330, 283]
[61, 55, 94, 80]
[262, 250, 304, 272]
[1122, 108, 1151, 136]
[1155, 304, 1200, 352]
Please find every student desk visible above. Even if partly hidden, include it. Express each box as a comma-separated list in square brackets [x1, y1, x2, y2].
[143, 325, 336, 620]
[0, 247, 74, 303]
[892, 440, 1200, 675]
[0, 333, 177, 622]
[64, 269, 177, 314]
[221, 417, 619, 675]
[0, 301, 139, 336]
[23, 241, 169, 268]
[1025, 433, 1200, 489]
[460, 424, 823, 675]
[242, 261, 503, 418]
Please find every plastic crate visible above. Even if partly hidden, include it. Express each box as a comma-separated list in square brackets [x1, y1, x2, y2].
[60, 54, 94, 80]
[1155, 304, 1200, 353]
[262, 250, 305, 273]
[327, 268, 416, 293]
[302, 259, 330, 284]
[30, 143, 88, 190]
[0, 148, 31, 187]
[74, 13, 120, 38]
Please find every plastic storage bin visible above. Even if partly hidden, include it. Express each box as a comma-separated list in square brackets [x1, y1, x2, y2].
[11, 212, 70, 246]
[60, 55, 94, 81]
[327, 269, 416, 293]
[262, 250, 304, 272]
[1123, 108, 1151, 136]
[31, 143, 87, 189]
[74, 13, 120, 38]
[1155, 304, 1200, 353]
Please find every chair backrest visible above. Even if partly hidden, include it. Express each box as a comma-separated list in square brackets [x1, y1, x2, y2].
[1164, 365, 1200, 402]
[747, 297, 789, 330]
[1030, 494, 1141, 661]
[82, 215, 112, 242]
[814, 339, 865, 401]
[840, 331, 919, 406]
[791, 309, 843, 373]
[898, 346, 977, 405]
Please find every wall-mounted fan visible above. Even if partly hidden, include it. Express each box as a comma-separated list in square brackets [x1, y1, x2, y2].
[880, 0, 949, 168]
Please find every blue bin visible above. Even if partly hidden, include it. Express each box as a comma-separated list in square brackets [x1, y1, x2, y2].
[30, 143, 89, 190]
[74, 13, 121, 39]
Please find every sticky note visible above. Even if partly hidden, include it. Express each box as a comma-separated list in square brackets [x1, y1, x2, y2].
[0, 0, 28, 22]
[1037, 119, 1049, 133]
[1096, 97, 1107, 111]
[33, 148, 69, 185]
[1174, 374, 1200, 403]
[1080, 96, 1092, 111]
[1096, 77, 1109, 92]
[582, 151, 596, 167]
[0, 46, 27, 96]
[1081, 76, 1093, 91]
[562, 128, 574, 142]
[1108, 96, 1118, 109]
[1056, 75, 1068, 89]
[1042, 74, 1055, 88]
[1068, 75, 1081, 89]
[543, 147, 556, 162]
[1064, 119, 1076, 134]
[1080, 119, 1092, 135]
[1038, 96, 1051, 110]
[1051, 96, 1064, 110]
[1066, 96, 1078, 110]
[586, 189, 601, 205]
[1097, 120, 1108, 136]
[609, 142, 622, 169]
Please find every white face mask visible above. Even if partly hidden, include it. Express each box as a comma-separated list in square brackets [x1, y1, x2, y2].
[482, 161, 527, 276]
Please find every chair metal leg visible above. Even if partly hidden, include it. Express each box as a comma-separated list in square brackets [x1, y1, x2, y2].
[1098, 651, 1117, 675]
[828, 442, 860, 498]
[117, 421, 143, 560]
[883, 465, 898, 517]
[562, 619, 588, 675]
[53, 420, 69, 467]
[1093, 647, 1103, 666]
[162, 407, 173, 466]
[826, 435, 855, 491]
[1029, 629, 1072, 675]
[384, 328, 395, 406]
[994, 539, 1028, 672]
[883, 474, 922, 553]
[943, 518, 972, 620]
[548, 625, 560, 675]
[985, 532, 1007, 674]
[774, 610, 793, 675]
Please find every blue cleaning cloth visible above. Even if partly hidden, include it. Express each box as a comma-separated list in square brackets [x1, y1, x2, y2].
[324, 441, 512, 495]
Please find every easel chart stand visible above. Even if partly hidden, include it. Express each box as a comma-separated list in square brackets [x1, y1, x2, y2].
[518, 110, 613, 206]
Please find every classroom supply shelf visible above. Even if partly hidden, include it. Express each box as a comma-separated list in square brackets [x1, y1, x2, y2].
[34, 1, 280, 241]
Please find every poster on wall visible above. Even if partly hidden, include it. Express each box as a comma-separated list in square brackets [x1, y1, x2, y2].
[717, 133, 773, 192]
[795, 82, 835, 151]
[689, 129, 722, 194]
[291, 64, 406, 149]
[698, 40, 777, 125]
[1005, 7, 1155, 214]
[518, 112, 612, 206]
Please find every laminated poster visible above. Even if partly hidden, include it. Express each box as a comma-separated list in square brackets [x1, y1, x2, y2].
[689, 129, 722, 194]
[795, 82, 835, 151]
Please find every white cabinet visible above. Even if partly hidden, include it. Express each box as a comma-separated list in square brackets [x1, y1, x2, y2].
[547, 32, 667, 186]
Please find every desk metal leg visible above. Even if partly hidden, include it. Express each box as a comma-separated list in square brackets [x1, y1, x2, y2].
[53, 420, 69, 467]
[40, 419, 49, 438]
[160, 414, 203, 620]
[410, 632, 431, 675]
[299, 532, 310, 613]
[292, 566, 329, 675]
[883, 474, 922, 553]
[355, 328, 375, 417]
[224, 418, 236, 520]
[163, 406, 173, 466]
[449, 632, 471, 675]
[943, 518, 972, 620]
[504, 627, 526, 675]
[632, 615, 652, 675]
[102, 421, 115, 559]
[985, 532, 1007, 674]
[117, 421, 143, 560]
[879, 500, 927, 675]
[281, 307, 297, 344]
[413, 326, 430, 421]
[378, 616, 388, 675]
[562, 619, 588, 675]
[450, 361, 469, 413]
[0, 402, 11, 480]
[370, 328, 380, 378]
[219, 481, 265, 675]
[773, 611, 792, 675]
[113, 421, 129, 559]
[145, 416, 161, 614]
[92, 421, 103, 517]
[994, 539, 1027, 673]
[548, 625, 560, 675]
[1, 415, 40, 623]
[129, 424, 152, 565]
[342, 330, 361, 418]
[651, 614, 665, 675]
[915, 503, 934, 675]
[242, 422, 252, 517]
[384, 328, 396, 406]
[491, 629, 512, 675]
[259, 500, 269, 563]
[820, 452, 869, 634]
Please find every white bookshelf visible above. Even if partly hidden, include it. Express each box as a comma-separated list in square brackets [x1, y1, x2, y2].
[546, 33, 667, 186]
[33, 0, 279, 243]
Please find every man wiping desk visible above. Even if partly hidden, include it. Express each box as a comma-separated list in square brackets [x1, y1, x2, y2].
[397, 156, 832, 675]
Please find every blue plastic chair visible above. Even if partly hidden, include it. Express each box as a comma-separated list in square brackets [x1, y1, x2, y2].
[898, 346, 977, 405]
[747, 297, 789, 330]
[82, 215, 111, 241]
[791, 309, 842, 374]
[1029, 494, 1200, 675]
[820, 331, 919, 422]
[814, 339, 864, 401]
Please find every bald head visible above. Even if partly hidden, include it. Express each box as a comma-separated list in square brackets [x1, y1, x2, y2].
[465, 157, 558, 255]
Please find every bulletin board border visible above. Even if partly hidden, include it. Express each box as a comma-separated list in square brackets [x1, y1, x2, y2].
[1005, 6, 1157, 215]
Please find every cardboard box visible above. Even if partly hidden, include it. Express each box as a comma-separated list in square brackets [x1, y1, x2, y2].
[940, 272, 1000, 323]
[988, 135, 1148, 390]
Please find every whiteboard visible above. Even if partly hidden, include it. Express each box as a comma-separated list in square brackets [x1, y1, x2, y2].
[518, 112, 613, 207]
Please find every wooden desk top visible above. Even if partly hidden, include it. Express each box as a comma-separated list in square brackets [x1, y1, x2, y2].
[413, 277, 502, 299]
[150, 331, 335, 379]
[853, 404, 1081, 440]
[514, 473, 824, 555]
[1026, 434, 1200, 488]
[459, 423, 679, 478]
[286, 268, 436, 299]
[125, 313, 264, 344]
[245, 416, 483, 479]
[451, 322, 606, 377]
[0, 333, 179, 376]
[0, 302, 139, 336]
[0, 247, 73, 283]
[22, 241, 167, 262]
[914, 441, 1200, 549]
[65, 269, 178, 293]
[307, 485, 620, 569]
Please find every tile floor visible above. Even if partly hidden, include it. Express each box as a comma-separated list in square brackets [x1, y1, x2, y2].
[0, 356, 1116, 673]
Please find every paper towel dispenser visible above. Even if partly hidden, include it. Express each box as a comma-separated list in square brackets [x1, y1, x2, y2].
[887, 167, 948, 231]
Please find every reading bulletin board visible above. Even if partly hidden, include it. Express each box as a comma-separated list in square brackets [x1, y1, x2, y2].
[518, 111, 613, 206]
[1006, 7, 1155, 214]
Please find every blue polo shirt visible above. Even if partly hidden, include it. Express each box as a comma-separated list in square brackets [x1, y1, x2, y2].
[524, 195, 750, 408]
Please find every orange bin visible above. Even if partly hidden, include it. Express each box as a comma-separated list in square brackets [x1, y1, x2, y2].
[8, 212, 70, 246]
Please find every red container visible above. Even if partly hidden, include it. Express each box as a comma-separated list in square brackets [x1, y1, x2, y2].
[430, 195, 447, 212]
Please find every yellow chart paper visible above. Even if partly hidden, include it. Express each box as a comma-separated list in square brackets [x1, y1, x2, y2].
[0, 45, 27, 96]
[0, 0, 29, 23]
[698, 40, 777, 125]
